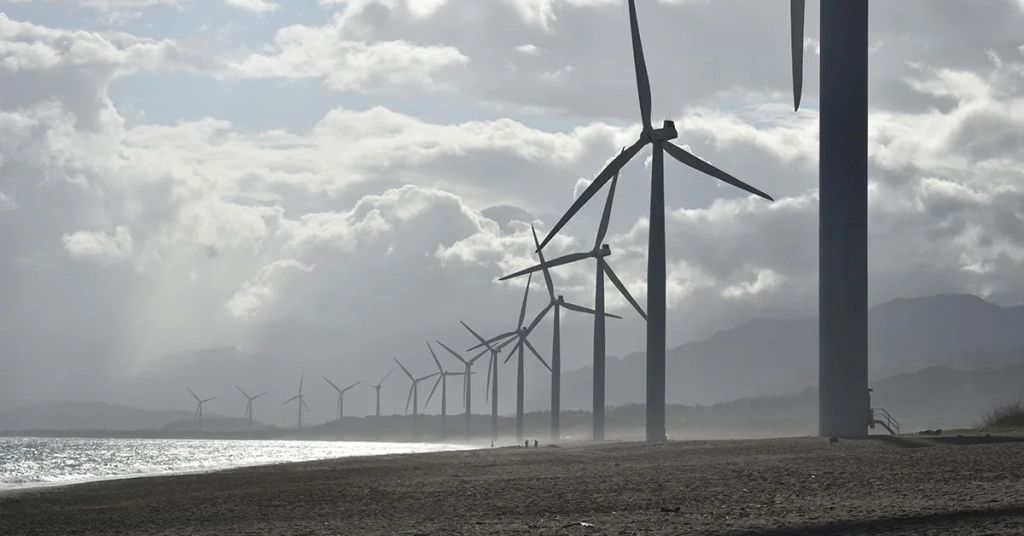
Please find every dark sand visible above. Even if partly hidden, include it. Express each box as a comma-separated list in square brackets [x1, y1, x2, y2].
[3, 434, 1024, 535]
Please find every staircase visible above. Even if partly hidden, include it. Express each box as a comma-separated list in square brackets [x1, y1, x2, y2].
[870, 407, 900, 436]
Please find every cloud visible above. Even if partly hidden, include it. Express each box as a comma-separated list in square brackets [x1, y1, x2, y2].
[62, 226, 134, 264]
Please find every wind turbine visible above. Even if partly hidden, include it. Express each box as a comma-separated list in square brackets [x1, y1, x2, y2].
[323, 377, 360, 421]
[364, 367, 395, 417]
[496, 272, 551, 442]
[462, 321, 515, 442]
[235, 385, 266, 439]
[394, 357, 439, 437]
[435, 340, 486, 436]
[789, 0, 870, 438]
[282, 374, 311, 429]
[536, 0, 774, 443]
[500, 224, 628, 440]
[425, 341, 469, 435]
[187, 388, 216, 436]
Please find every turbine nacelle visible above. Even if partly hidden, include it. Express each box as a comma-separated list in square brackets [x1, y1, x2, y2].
[647, 119, 678, 143]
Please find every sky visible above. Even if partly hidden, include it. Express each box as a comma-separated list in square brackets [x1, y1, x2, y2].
[1, 0, 1024, 418]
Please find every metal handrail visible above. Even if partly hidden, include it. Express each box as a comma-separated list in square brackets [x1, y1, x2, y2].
[871, 407, 900, 435]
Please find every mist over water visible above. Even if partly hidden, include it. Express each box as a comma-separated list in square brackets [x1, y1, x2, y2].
[0, 437, 473, 491]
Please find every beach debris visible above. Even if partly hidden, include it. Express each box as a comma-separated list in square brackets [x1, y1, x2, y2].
[919, 429, 943, 436]
[660, 506, 681, 513]
[561, 522, 595, 528]
[829, 436, 839, 443]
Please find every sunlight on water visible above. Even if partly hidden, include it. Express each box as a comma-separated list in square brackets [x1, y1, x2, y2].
[0, 437, 473, 491]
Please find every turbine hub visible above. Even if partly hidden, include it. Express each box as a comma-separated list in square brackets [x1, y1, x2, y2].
[595, 244, 612, 257]
[649, 119, 678, 142]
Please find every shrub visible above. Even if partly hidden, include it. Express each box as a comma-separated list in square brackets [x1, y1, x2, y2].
[981, 400, 1024, 429]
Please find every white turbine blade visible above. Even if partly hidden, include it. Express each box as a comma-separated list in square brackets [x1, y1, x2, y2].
[426, 340, 445, 372]
[604, 263, 647, 321]
[561, 301, 622, 319]
[283, 395, 299, 405]
[517, 272, 533, 328]
[235, 385, 249, 399]
[523, 337, 551, 372]
[394, 358, 415, 380]
[323, 376, 342, 393]
[436, 340, 467, 365]
[187, 388, 200, 402]
[595, 157, 623, 249]
[791, 0, 805, 111]
[532, 225, 555, 300]
[664, 141, 774, 201]
[628, 0, 652, 133]
[426, 375, 442, 406]
[500, 251, 594, 282]
[538, 137, 647, 251]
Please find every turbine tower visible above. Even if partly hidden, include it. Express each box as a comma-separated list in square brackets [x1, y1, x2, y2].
[187, 388, 216, 436]
[500, 224, 627, 440]
[364, 367, 395, 417]
[497, 272, 550, 442]
[462, 321, 515, 442]
[435, 340, 486, 437]
[395, 357, 439, 437]
[537, 0, 773, 442]
[789, 0, 870, 438]
[235, 385, 266, 439]
[502, 181, 645, 440]
[282, 374, 310, 429]
[425, 341, 468, 435]
[323, 377, 360, 422]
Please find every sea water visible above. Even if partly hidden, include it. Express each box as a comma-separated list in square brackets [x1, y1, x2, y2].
[0, 437, 472, 491]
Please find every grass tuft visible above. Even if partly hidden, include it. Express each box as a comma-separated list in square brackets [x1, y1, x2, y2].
[981, 400, 1024, 430]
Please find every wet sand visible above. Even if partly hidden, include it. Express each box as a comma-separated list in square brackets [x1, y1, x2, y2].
[2, 434, 1024, 535]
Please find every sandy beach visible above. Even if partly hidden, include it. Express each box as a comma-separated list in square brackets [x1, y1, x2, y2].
[2, 433, 1024, 535]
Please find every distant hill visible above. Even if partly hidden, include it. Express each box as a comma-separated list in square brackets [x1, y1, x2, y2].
[553, 293, 1024, 410]
[0, 401, 196, 431]
[161, 415, 270, 433]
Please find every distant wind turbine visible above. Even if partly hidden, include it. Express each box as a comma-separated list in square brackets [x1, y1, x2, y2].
[425, 341, 469, 435]
[502, 176, 646, 440]
[364, 367, 395, 417]
[496, 272, 550, 442]
[435, 340, 486, 437]
[187, 388, 216, 436]
[282, 373, 311, 429]
[235, 385, 267, 439]
[395, 357, 439, 437]
[323, 377, 360, 422]
[536, 0, 773, 442]
[462, 321, 515, 442]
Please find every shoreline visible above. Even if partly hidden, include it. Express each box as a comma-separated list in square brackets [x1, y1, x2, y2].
[3, 433, 1024, 535]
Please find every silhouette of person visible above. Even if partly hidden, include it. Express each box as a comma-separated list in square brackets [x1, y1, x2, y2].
[533, 439, 538, 448]
[524, 439, 529, 448]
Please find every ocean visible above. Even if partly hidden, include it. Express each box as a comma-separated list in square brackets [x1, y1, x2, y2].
[0, 436, 473, 491]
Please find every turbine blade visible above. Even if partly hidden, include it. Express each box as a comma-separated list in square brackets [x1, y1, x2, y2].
[485, 352, 494, 402]
[503, 337, 523, 364]
[202, 397, 217, 403]
[436, 340, 468, 365]
[187, 388, 200, 402]
[405, 385, 414, 414]
[561, 301, 622, 319]
[538, 137, 646, 251]
[791, 0, 805, 111]
[426, 375, 442, 406]
[394, 358, 414, 380]
[460, 320, 490, 350]
[532, 225, 555, 300]
[299, 373, 304, 395]
[604, 263, 648, 321]
[417, 372, 440, 382]
[517, 272, 532, 328]
[343, 381, 360, 393]
[524, 301, 554, 338]
[283, 395, 298, 405]
[323, 376, 342, 393]
[664, 141, 774, 201]
[380, 367, 395, 385]
[253, 392, 268, 399]
[499, 251, 595, 281]
[628, 0, 652, 132]
[523, 337, 551, 372]
[469, 347, 488, 364]
[235, 385, 249, 399]
[466, 330, 515, 352]
[595, 159, 622, 248]
[301, 398, 311, 411]
[426, 340, 444, 372]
